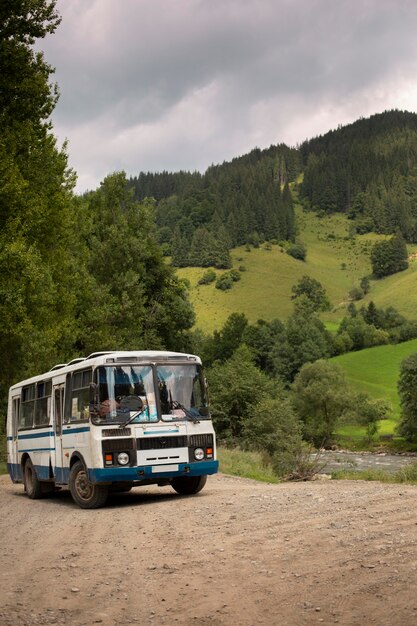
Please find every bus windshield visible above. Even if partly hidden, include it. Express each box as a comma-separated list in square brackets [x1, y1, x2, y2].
[156, 364, 209, 422]
[91, 363, 209, 425]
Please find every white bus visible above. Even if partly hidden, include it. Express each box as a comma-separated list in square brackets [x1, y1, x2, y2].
[6, 351, 218, 508]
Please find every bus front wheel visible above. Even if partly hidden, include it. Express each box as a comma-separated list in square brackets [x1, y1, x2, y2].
[23, 458, 42, 499]
[69, 461, 108, 509]
[171, 474, 207, 495]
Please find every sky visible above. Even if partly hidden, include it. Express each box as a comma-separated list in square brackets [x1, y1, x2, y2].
[40, 0, 417, 192]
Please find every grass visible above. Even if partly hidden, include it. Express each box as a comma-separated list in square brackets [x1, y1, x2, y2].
[0, 462, 6, 475]
[178, 207, 380, 332]
[332, 339, 417, 421]
[177, 204, 417, 333]
[332, 461, 417, 484]
[330, 339, 417, 447]
[217, 446, 279, 483]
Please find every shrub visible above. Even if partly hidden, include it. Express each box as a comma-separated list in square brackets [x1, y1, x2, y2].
[198, 269, 216, 285]
[349, 286, 364, 301]
[215, 273, 233, 291]
[287, 242, 307, 261]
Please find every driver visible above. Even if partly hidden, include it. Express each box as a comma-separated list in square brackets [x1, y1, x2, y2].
[99, 397, 119, 417]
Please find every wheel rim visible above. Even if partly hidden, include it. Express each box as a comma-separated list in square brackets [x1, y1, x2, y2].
[74, 468, 94, 501]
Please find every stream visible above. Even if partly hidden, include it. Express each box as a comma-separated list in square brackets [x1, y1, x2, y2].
[316, 450, 417, 474]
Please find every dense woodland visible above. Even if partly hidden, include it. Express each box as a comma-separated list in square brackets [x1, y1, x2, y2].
[3, 1, 417, 471]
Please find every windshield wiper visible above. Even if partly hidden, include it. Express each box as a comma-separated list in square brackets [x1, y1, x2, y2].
[118, 405, 149, 428]
[170, 400, 200, 424]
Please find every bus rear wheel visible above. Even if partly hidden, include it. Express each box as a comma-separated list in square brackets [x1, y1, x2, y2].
[69, 461, 108, 509]
[171, 474, 207, 495]
[23, 458, 42, 499]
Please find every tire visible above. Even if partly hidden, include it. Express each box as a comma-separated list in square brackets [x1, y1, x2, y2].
[171, 474, 207, 495]
[69, 461, 108, 509]
[23, 458, 43, 499]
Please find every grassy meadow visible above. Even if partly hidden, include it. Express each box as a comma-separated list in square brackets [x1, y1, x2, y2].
[331, 339, 417, 444]
[178, 206, 417, 333]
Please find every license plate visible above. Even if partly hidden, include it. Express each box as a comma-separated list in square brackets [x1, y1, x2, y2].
[152, 464, 179, 473]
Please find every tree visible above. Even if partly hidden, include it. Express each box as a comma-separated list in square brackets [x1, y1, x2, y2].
[272, 313, 333, 383]
[397, 352, 417, 441]
[207, 345, 274, 441]
[242, 397, 304, 477]
[291, 276, 331, 313]
[292, 360, 351, 446]
[371, 233, 408, 278]
[76, 172, 195, 353]
[0, 1, 76, 400]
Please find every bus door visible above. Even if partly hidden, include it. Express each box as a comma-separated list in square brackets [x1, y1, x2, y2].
[9, 396, 20, 480]
[53, 385, 65, 483]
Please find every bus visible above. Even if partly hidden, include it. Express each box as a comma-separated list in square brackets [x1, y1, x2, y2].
[6, 350, 218, 508]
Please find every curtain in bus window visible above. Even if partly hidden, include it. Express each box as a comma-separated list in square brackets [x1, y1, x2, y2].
[20, 385, 35, 429]
[34, 381, 51, 427]
[70, 370, 92, 421]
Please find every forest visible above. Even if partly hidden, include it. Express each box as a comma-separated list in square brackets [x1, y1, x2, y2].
[3, 1, 417, 476]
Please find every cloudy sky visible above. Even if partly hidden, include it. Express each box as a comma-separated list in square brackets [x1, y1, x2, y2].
[40, 0, 417, 192]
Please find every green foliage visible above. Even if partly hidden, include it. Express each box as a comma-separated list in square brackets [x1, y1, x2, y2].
[217, 446, 279, 483]
[198, 269, 216, 285]
[76, 172, 195, 353]
[272, 312, 333, 383]
[0, 0, 76, 400]
[300, 110, 417, 242]
[349, 286, 364, 301]
[371, 233, 408, 278]
[287, 241, 307, 261]
[215, 273, 233, 291]
[215, 269, 241, 291]
[291, 275, 331, 313]
[242, 397, 304, 477]
[397, 352, 417, 441]
[207, 345, 275, 441]
[292, 360, 352, 446]
[129, 146, 302, 267]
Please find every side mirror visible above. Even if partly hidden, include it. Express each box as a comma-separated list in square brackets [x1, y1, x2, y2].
[89, 382, 98, 402]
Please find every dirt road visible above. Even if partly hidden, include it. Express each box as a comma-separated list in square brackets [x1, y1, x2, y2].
[1, 473, 417, 626]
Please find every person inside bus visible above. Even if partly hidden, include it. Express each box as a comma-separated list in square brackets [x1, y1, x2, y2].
[99, 397, 119, 417]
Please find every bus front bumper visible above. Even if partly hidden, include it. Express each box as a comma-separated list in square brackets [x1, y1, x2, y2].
[88, 460, 219, 483]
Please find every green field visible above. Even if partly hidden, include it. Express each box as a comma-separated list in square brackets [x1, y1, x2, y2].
[178, 206, 417, 333]
[331, 339, 417, 441]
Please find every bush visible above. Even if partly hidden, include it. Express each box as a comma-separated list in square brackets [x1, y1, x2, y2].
[397, 352, 417, 441]
[215, 274, 233, 290]
[349, 286, 364, 301]
[198, 269, 216, 285]
[242, 397, 305, 478]
[287, 242, 307, 261]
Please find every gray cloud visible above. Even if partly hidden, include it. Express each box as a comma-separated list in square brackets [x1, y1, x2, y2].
[40, 0, 417, 191]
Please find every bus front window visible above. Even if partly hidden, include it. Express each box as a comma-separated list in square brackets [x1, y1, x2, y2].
[156, 364, 209, 421]
[92, 365, 157, 424]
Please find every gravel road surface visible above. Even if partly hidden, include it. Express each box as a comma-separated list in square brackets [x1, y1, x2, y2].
[1, 473, 417, 626]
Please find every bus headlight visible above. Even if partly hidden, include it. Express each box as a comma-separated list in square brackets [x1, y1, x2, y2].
[117, 452, 130, 466]
[194, 447, 205, 461]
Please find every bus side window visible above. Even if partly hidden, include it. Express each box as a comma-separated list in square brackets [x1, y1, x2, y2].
[66, 369, 92, 421]
[12, 397, 20, 437]
[34, 381, 52, 427]
[20, 385, 35, 429]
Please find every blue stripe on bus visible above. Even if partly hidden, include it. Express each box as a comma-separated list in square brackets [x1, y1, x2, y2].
[18, 431, 54, 440]
[18, 448, 55, 453]
[62, 427, 90, 435]
[89, 460, 219, 483]
[143, 429, 179, 435]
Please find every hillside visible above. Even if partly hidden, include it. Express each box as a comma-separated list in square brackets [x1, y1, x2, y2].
[331, 339, 417, 439]
[178, 206, 417, 333]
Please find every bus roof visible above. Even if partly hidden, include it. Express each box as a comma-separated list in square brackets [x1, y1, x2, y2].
[9, 351, 202, 391]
